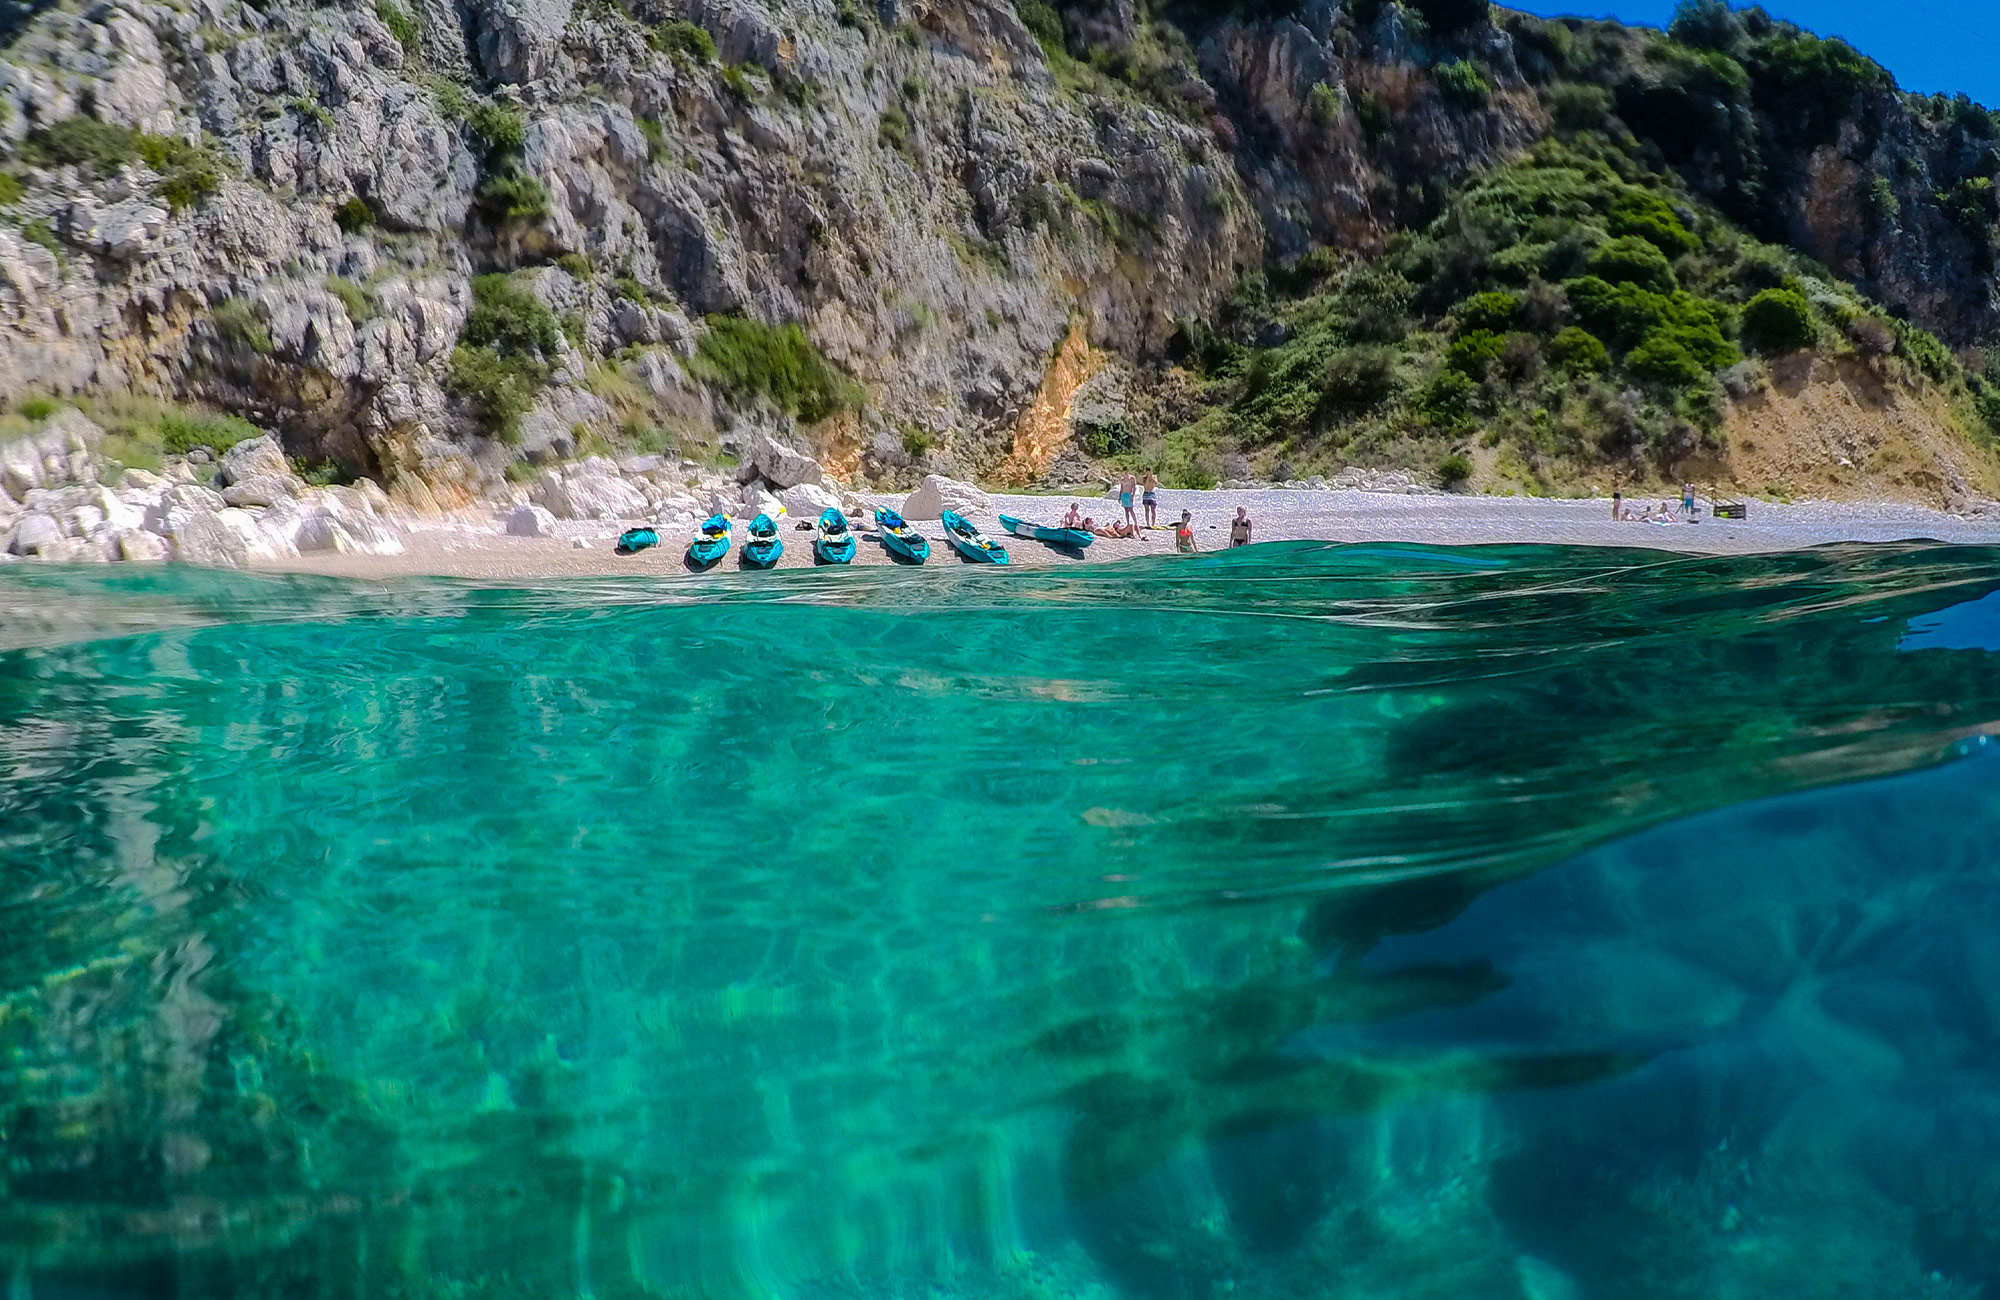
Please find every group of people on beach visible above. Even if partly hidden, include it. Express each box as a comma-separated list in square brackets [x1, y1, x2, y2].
[1612, 484, 1699, 524]
[1056, 470, 1255, 551]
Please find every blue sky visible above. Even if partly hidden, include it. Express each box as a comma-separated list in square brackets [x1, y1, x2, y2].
[1506, 1, 2000, 108]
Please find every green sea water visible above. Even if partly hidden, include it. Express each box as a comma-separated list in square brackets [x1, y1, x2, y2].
[7, 541, 2000, 1299]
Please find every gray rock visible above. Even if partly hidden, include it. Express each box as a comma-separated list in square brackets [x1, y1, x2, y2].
[504, 502, 558, 537]
[217, 434, 291, 487]
[168, 511, 251, 568]
[740, 427, 824, 490]
[902, 474, 990, 521]
[7, 512, 62, 556]
[530, 472, 648, 520]
[116, 529, 171, 563]
[221, 475, 297, 508]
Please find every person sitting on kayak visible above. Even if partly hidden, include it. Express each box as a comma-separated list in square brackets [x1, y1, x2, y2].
[1175, 510, 1196, 552]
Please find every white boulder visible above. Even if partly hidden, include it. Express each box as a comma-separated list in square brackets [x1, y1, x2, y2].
[221, 475, 296, 508]
[736, 481, 783, 520]
[7, 512, 62, 556]
[217, 507, 298, 560]
[504, 503, 558, 537]
[217, 434, 291, 486]
[116, 529, 170, 563]
[902, 474, 990, 521]
[167, 511, 250, 568]
[779, 482, 841, 518]
[531, 472, 649, 520]
[740, 428, 824, 489]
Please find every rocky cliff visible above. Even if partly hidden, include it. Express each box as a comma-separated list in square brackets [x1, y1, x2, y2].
[1, 0, 1998, 507]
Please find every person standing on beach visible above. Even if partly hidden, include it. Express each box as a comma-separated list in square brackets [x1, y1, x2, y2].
[1681, 483, 1696, 520]
[1612, 490, 1622, 521]
[1142, 471, 1160, 528]
[1175, 509, 1197, 552]
[1229, 506, 1253, 547]
[1118, 470, 1139, 534]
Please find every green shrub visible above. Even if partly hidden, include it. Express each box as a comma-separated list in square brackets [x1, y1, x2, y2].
[1607, 192, 1701, 256]
[467, 102, 526, 153]
[636, 116, 669, 161]
[462, 274, 561, 358]
[651, 19, 717, 62]
[1453, 290, 1521, 333]
[1014, 0, 1064, 55]
[1977, 387, 2000, 437]
[1865, 175, 1901, 229]
[556, 252, 594, 279]
[1319, 345, 1399, 412]
[334, 196, 376, 232]
[325, 277, 372, 322]
[158, 411, 260, 456]
[1434, 60, 1491, 109]
[289, 97, 336, 129]
[211, 298, 273, 355]
[19, 219, 59, 256]
[1587, 236, 1678, 292]
[1436, 451, 1473, 488]
[1077, 417, 1136, 457]
[1740, 287, 1815, 353]
[24, 118, 223, 211]
[1550, 82, 1613, 131]
[689, 315, 862, 423]
[0, 172, 23, 206]
[377, 0, 421, 55]
[1547, 326, 1609, 372]
[1626, 332, 1708, 388]
[475, 172, 550, 223]
[879, 105, 911, 152]
[1417, 370, 1476, 426]
[613, 277, 652, 305]
[446, 345, 545, 442]
[1355, 90, 1392, 138]
[17, 395, 55, 421]
[1308, 81, 1342, 128]
[1446, 328, 1508, 376]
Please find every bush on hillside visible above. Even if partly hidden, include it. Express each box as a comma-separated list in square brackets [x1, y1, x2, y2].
[1626, 333, 1709, 388]
[1547, 326, 1610, 372]
[690, 316, 862, 423]
[1445, 329, 1508, 376]
[1740, 288, 1816, 353]
[1607, 192, 1701, 257]
[1434, 60, 1490, 109]
[1587, 236, 1678, 293]
[462, 274, 561, 358]
[1320, 346, 1399, 411]
[1453, 291, 1521, 334]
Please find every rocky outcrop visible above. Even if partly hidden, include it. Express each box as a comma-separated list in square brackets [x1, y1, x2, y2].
[902, 473, 990, 520]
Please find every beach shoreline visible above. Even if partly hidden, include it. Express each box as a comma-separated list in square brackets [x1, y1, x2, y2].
[250, 487, 2000, 582]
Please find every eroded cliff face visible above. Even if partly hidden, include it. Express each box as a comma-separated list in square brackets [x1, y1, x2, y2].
[0, 0, 1995, 498]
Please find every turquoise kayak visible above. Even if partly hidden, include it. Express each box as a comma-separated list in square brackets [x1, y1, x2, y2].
[941, 510, 1008, 564]
[998, 514, 1093, 549]
[615, 527, 659, 556]
[813, 508, 856, 565]
[742, 513, 783, 569]
[686, 515, 731, 569]
[874, 508, 930, 564]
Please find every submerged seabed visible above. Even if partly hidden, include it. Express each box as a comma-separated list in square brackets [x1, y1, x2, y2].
[5, 542, 2000, 1299]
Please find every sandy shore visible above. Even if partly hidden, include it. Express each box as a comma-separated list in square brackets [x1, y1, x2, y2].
[256, 488, 2000, 581]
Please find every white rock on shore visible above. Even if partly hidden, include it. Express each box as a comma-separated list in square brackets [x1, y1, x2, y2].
[505, 503, 559, 537]
[902, 474, 989, 521]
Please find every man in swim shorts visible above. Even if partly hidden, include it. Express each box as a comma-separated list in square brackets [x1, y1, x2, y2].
[1142, 471, 1159, 527]
[1118, 470, 1139, 534]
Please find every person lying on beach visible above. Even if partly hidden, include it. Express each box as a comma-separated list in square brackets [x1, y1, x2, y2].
[1091, 519, 1137, 538]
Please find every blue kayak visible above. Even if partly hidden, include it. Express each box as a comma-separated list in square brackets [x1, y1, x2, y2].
[813, 508, 856, 565]
[742, 513, 783, 569]
[615, 527, 659, 556]
[874, 507, 929, 563]
[686, 514, 731, 569]
[941, 510, 1008, 564]
[998, 514, 1093, 549]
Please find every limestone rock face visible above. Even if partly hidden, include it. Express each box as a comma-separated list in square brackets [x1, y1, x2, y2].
[218, 435, 292, 488]
[902, 474, 990, 521]
[530, 471, 648, 521]
[167, 511, 250, 568]
[221, 475, 297, 508]
[505, 502, 558, 537]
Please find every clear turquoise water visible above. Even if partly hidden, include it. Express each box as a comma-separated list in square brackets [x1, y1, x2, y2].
[6, 542, 2000, 1298]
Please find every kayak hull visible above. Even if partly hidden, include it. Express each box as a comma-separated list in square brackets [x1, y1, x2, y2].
[742, 514, 784, 568]
[998, 514, 1094, 549]
[873, 509, 930, 563]
[941, 510, 1009, 565]
[615, 528, 659, 556]
[815, 508, 857, 565]
[686, 514, 732, 569]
